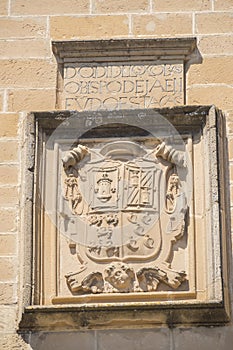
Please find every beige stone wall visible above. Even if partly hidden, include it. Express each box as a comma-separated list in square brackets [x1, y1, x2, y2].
[0, 0, 233, 348]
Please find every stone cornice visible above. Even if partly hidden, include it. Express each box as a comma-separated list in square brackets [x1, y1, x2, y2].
[52, 37, 197, 62]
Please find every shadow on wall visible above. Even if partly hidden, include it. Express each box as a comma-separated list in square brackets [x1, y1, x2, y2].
[185, 45, 203, 73]
[21, 326, 233, 350]
[22, 331, 96, 350]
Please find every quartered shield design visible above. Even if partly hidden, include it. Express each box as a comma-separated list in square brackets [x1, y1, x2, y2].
[76, 147, 164, 263]
[61, 140, 188, 294]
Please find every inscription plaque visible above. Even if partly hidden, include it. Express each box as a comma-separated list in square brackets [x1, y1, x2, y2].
[63, 62, 183, 110]
[52, 38, 197, 111]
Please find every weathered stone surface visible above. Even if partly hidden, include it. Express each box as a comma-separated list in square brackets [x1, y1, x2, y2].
[29, 331, 95, 350]
[187, 85, 233, 110]
[198, 35, 233, 55]
[0, 91, 3, 112]
[195, 13, 233, 34]
[0, 334, 31, 349]
[0, 258, 17, 282]
[0, 18, 47, 39]
[93, 0, 149, 13]
[0, 39, 51, 59]
[173, 327, 233, 350]
[50, 16, 129, 40]
[226, 110, 233, 135]
[228, 138, 233, 160]
[213, 0, 233, 11]
[19, 302, 231, 331]
[0, 187, 18, 207]
[0, 166, 18, 185]
[0, 234, 17, 255]
[8, 89, 56, 112]
[231, 185, 233, 204]
[188, 57, 233, 85]
[0, 209, 17, 232]
[153, 0, 211, 11]
[132, 14, 192, 36]
[0, 141, 18, 163]
[97, 329, 170, 350]
[11, 0, 89, 15]
[0, 0, 7, 15]
[0, 114, 18, 137]
[0, 60, 56, 88]
[0, 283, 16, 304]
[229, 166, 233, 186]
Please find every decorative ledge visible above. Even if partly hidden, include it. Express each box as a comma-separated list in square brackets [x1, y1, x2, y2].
[20, 302, 229, 331]
[52, 38, 197, 62]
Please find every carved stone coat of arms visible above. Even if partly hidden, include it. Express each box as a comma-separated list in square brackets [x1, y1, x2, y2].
[61, 139, 187, 295]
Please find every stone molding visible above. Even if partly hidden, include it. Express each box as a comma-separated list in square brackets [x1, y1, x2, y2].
[52, 38, 197, 62]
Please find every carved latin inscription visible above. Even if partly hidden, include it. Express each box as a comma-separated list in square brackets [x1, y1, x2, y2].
[62, 139, 188, 294]
[63, 63, 184, 111]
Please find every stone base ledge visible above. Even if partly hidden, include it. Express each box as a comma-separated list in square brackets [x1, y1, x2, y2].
[19, 301, 230, 331]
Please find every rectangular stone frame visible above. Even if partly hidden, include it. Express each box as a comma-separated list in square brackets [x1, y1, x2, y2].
[19, 106, 231, 331]
[52, 38, 197, 110]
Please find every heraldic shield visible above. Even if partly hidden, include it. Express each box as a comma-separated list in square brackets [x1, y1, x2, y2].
[62, 140, 187, 294]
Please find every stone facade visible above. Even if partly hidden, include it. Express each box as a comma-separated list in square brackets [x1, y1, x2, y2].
[0, 0, 233, 349]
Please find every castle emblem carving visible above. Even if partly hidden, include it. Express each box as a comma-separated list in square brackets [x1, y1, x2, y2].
[62, 139, 188, 294]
